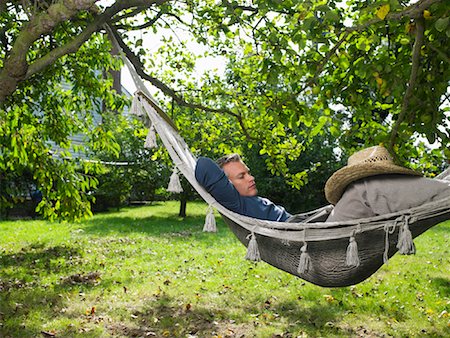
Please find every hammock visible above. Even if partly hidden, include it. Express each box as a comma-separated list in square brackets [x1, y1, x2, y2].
[122, 49, 450, 286]
[129, 88, 450, 287]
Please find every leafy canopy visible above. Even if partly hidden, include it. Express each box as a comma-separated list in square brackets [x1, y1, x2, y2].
[0, 0, 449, 220]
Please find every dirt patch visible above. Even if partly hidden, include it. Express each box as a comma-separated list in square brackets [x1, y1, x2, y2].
[60, 272, 101, 285]
[339, 324, 392, 337]
[0, 278, 37, 292]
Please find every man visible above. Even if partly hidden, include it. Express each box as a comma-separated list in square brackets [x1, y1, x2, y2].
[195, 154, 291, 221]
[195, 146, 450, 223]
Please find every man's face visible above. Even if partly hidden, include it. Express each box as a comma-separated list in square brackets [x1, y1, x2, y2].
[222, 160, 257, 197]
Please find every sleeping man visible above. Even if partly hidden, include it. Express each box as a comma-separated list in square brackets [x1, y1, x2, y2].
[195, 153, 291, 221]
[195, 146, 450, 222]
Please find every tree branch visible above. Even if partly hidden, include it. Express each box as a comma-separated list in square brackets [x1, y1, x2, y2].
[25, 3, 125, 79]
[115, 10, 186, 31]
[388, 0, 441, 19]
[297, 31, 350, 94]
[0, 0, 7, 13]
[297, 0, 441, 98]
[389, 17, 425, 151]
[109, 26, 255, 140]
[25, 1, 172, 79]
[426, 42, 450, 65]
[0, 0, 170, 103]
[0, 0, 99, 102]
[110, 7, 147, 23]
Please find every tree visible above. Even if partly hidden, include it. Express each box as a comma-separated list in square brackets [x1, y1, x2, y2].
[91, 115, 171, 212]
[1, 0, 449, 220]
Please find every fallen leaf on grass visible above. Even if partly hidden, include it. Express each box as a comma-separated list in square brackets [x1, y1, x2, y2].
[41, 330, 56, 337]
[323, 295, 335, 303]
[85, 306, 96, 315]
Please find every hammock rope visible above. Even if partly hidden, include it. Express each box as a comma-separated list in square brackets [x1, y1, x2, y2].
[120, 47, 450, 286]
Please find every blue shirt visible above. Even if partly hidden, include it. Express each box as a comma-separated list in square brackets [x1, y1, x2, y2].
[195, 157, 291, 221]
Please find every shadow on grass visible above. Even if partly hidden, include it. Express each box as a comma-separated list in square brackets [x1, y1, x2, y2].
[0, 244, 82, 276]
[430, 277, 450, 295]
[81, 208, 234, 245]
[104, 293, 347, 337]
[1, 254, 345, 337]
[0, 243, 101, 337]
[105, 293, 223, 337]
[82, 213, 208, 235]
[0, 287, 67, 337]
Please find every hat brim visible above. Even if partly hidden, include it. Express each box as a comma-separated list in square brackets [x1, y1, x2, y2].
[325, 163, 421, 205]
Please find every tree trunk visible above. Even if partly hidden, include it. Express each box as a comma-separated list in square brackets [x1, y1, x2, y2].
[179, 198, 187, 218]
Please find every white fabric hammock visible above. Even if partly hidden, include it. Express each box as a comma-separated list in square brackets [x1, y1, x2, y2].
[128, 87, 450, 287]
[119, 43, 450, 286]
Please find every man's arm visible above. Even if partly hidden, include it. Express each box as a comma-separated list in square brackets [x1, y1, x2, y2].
[195, 157, 243, 211]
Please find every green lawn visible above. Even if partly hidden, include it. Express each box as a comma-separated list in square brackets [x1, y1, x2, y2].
[0, 201, 449, 337]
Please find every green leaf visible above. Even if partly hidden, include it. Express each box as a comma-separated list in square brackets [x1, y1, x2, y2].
[435, 17, 449, 32]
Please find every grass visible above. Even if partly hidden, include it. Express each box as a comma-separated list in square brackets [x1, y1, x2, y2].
[0, 201, 449, 337]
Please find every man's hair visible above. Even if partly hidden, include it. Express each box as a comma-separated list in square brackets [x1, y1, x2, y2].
[216, 153, 242, 168]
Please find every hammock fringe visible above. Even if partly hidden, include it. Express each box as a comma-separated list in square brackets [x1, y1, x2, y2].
[167, 169, 183, 193]
[345, 236, 360, 267]
[297, 243, 312, 274]
[203, 205, 217, 232]
[245, 233, 261, 261]
[144, 125, 157, 149]
[397, 222, 416, 255]
[130, 95, 143, 117]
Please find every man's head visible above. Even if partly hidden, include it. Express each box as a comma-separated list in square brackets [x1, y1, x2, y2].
[216, 154, 257, 197]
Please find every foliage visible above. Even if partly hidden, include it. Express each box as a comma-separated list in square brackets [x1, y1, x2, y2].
[0, 21, 127, 220]
[242, 137, 345, 213]
[91, 115, 171, 211]
[185, 0, 449, 166]
[1, 0, 449, 220]
[0, 202, 449, 337]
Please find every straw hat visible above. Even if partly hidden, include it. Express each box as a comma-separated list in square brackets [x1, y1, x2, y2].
[325, 146, 421, 205]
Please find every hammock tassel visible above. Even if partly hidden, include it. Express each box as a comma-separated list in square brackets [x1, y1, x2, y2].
[383, 222, 396, 264]
[396, 219, 416, 255]
[345, 235, 360, 267]
[203, 205, 217, 233]
[245, 232, 261, 262]
[167, 168, 183, 193]
[297, 243, 312, 274]
[130, 94, 143, 117]
[144, 125, 157, 149]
